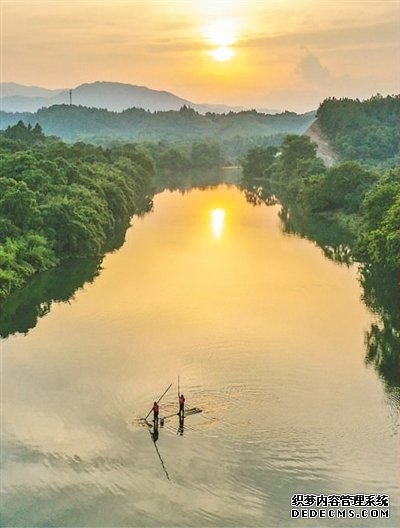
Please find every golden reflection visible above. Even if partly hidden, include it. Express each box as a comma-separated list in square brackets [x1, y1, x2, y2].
[211, 208, 226, 239]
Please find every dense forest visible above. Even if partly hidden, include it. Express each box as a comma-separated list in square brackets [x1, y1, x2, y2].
[0, 104, 315, 161]
[0, 123, 156, 299]
[316, 95, 400, 166]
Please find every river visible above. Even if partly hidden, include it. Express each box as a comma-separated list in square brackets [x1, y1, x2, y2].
[1, 182, 399, 527]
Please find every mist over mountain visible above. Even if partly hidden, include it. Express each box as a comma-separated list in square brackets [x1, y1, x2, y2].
[1, 82, 65, 98]
[0, 81, 278, 114]
[0, 104, 315, 165]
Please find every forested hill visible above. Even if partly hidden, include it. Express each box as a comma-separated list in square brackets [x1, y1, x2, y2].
[0, 123, 155, 300]
[316, 95, 399, 166]
[0, 104, 315, 145]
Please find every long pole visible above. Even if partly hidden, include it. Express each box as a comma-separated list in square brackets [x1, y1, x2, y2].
[144, 383, 173, 420]
[153, 437, 170, 481]
[178, 376, 180, 398]
[147, 427, 170, 480]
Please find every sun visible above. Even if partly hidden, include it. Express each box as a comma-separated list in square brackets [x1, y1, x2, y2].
[203, 20, 237, 62]
[209, 46, 235, 62]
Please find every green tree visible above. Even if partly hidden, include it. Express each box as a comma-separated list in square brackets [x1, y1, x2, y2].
[241, 146, 278, 180]
[0, 177, 42, 230]
[279, 135, 317, 181]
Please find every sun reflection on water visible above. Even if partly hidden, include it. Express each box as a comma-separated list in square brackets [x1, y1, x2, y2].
[211, 208, 226, 239]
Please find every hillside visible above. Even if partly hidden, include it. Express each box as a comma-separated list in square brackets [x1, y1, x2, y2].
[316, 95, 400, 166]
[304, 122, 338, 167]
[0, 82, 65, 98]
[0, 105, 315, 147]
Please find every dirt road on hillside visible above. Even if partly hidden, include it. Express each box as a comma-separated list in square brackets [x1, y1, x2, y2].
[305, 122, 339, 167]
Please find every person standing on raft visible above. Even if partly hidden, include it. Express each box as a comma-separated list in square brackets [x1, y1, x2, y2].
[152, 401, 159, 427]
[179, 394, 185, 418]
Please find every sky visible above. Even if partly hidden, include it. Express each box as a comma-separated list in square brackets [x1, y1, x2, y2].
[1, 0, 399, 112]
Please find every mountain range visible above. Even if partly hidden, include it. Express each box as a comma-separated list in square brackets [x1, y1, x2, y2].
[0, 81, 279, 114]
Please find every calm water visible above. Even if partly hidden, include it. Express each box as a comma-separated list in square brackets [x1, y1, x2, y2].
[1, 185, 399, 527]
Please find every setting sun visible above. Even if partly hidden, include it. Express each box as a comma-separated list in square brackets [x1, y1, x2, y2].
[203, 20, 237, 62]
[208, 46, 235, 62]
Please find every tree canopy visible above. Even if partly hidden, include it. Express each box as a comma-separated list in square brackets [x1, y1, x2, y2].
[0, 122, 155, 299]
[317, 95, 400, 166]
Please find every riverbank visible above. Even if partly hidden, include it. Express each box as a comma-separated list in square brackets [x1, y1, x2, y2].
[0, 124, 155, 300]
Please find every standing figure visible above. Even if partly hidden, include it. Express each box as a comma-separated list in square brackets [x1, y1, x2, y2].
[152, 401, 159, 428]
[179, 394, 185, 418]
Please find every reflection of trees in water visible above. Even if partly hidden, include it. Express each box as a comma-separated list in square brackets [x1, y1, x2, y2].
[0, 171, 237, 338]
[241, 184, 277, 207]
[241, 175, 355, 266]
[365, 323, 400, 392]
[0, 257, 102, 338]
[280, 204, 400, 400]
[240, 179, 400, 401]
[278, 206, 354, 266]
[320, 245, 352, 265]
[360, 266, 400, 402]
[240, 171, 277, 207]
[155, 167, 241, 194]
[360, 266, 400, 330]
[0, 208, 153, 338]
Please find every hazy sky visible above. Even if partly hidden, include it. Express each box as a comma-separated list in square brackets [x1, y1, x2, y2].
[1, 0, 399, 111]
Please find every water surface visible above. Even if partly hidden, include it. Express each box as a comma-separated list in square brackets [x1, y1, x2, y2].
[1, 185, 399, 527]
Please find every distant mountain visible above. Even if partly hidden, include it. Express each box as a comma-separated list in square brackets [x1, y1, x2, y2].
[0, 81, 279, 114]
[0, 95, 66, 113]
[0, 81, 192, 113]
[1, 82, 65, 98]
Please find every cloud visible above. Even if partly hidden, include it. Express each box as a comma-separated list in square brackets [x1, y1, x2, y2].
[297, 51, 331, 83]
[240, 20, 400, 52]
